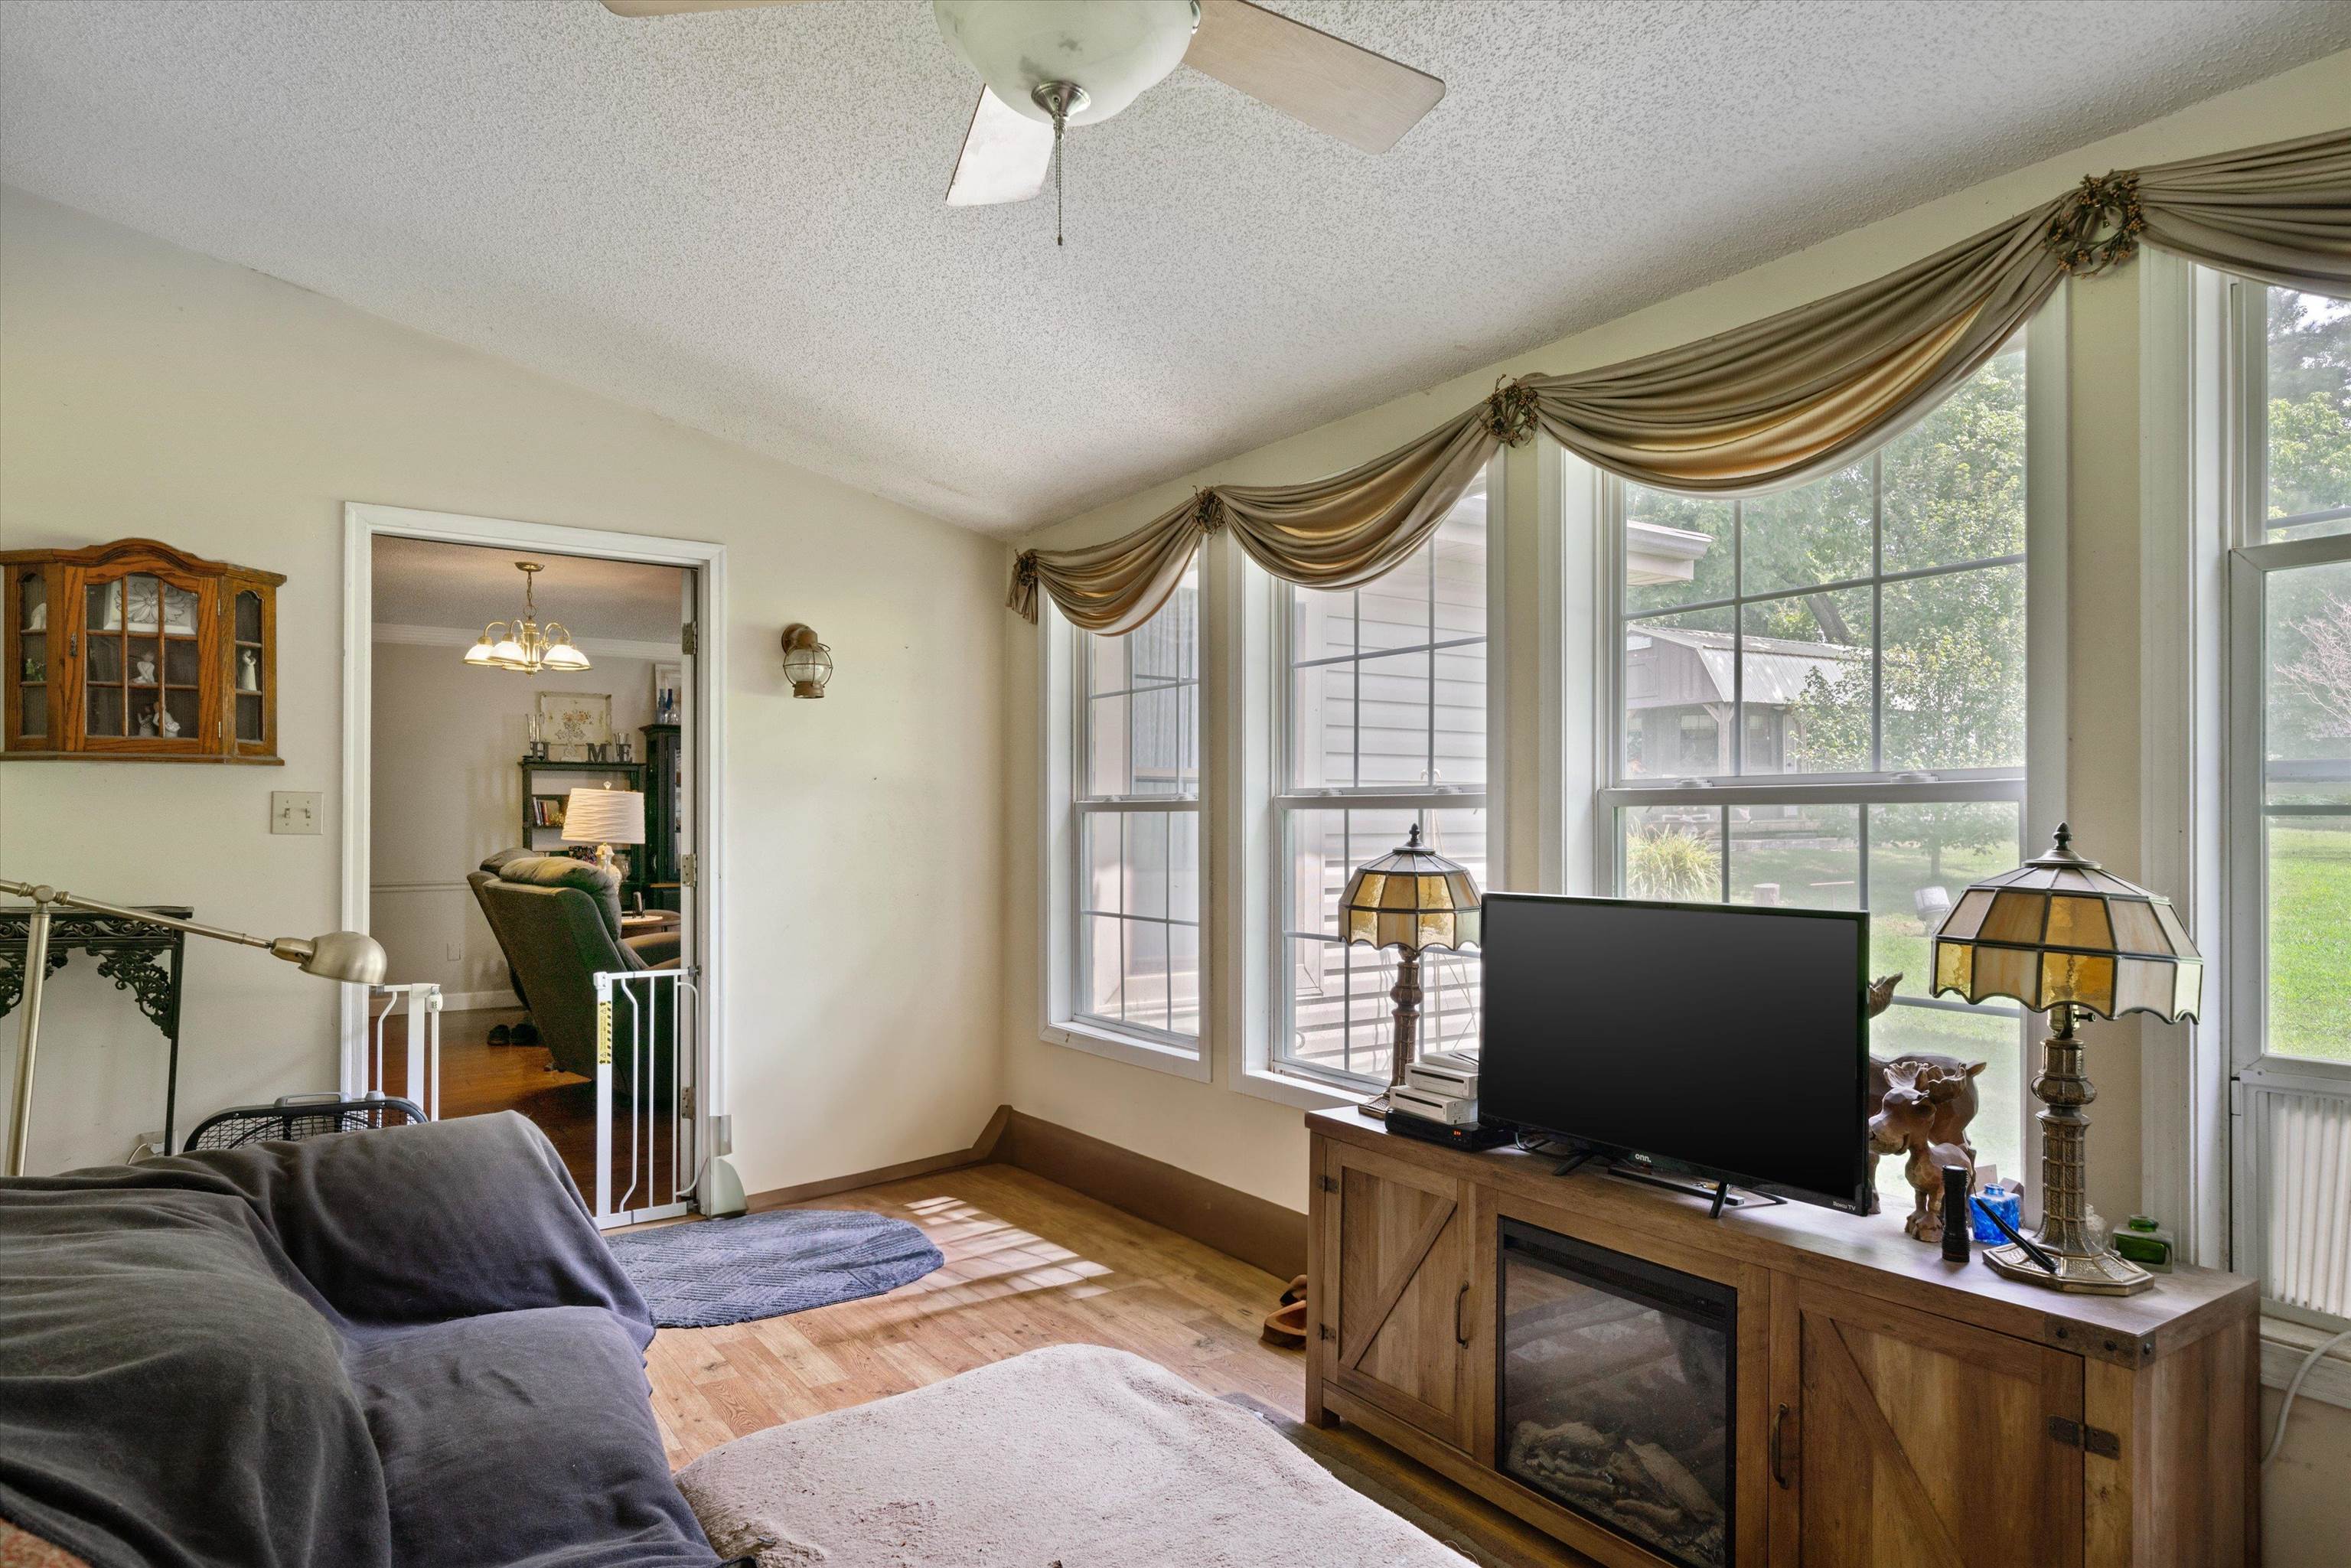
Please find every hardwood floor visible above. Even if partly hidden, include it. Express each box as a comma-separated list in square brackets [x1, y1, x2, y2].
[383, 1006, 677, 1208]
[641, 1161, 1594, 1566]
[642, 1161, 1304, 1465]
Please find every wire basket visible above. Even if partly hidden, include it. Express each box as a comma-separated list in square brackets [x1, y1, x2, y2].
[181, 1093, 428, 1153]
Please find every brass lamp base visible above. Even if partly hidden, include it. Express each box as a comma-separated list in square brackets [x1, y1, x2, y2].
[1998, 1002, 2155, 1296]
[1984, 1241, 2153, 1296]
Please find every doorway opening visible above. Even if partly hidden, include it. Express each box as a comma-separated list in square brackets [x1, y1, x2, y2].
[343, 506, 726, 1224]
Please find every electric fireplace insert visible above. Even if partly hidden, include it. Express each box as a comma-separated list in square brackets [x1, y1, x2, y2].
[1496, 1218, 1736, 1568]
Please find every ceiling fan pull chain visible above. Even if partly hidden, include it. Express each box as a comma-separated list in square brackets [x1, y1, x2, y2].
[1054, 106, 1065, 247]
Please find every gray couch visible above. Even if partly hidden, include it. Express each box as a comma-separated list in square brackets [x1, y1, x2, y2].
[471, 854, 678, 1084]
[0, 1113, 729, 1568]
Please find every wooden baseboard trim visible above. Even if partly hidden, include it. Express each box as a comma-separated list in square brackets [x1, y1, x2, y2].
[745, 1104, 1011, 1212]
[742, 1103, 1306, 1280]
[993, 1108, 1308, 1281]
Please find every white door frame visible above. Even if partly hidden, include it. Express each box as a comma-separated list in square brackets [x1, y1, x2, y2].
[339, 502, 729, 1190]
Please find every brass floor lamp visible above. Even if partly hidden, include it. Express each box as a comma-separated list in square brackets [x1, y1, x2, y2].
[2, 877, 387, 1177]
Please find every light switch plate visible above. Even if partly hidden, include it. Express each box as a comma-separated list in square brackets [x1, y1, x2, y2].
[270, 791, 322, 835]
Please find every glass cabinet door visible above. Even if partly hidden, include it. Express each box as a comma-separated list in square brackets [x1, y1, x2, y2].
[233, 588, 265, 745]
[77, 568, 210, 747]
[11, 568, 48, 743]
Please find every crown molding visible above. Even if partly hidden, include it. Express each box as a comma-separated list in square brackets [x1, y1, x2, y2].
[371, 621, 680, 663]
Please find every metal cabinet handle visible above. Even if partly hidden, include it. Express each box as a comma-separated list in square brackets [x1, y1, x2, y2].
[1771, 1402, 1792, 1488]
[1454, 1282, 1472, 1347]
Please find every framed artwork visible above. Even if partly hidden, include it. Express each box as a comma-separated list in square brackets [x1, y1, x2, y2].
[536, 691, 612, 761]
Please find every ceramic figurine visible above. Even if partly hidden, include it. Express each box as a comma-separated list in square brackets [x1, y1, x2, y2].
[134, 654, 158, 686]
[238, 648, 259, 692]
[135, 706, 155, 738]
[22, 601, 44, 632]
[158, 706, 181, 738]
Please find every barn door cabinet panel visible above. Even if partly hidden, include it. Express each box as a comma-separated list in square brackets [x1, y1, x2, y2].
[2, 540, 282, 764]
[1768, 1275, 2083, 1568]
[1306, 1109, 2260, 1568]
[1311, 1138, 1476, 1451]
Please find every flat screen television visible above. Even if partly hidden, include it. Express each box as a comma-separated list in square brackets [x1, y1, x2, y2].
[1479, 893, 1871, 1214]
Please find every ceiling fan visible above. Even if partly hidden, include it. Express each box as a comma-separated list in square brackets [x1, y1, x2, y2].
[600, 1, 1445, 229]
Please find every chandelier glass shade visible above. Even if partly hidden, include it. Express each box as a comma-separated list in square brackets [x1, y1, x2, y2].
[465, 561, 590, 674]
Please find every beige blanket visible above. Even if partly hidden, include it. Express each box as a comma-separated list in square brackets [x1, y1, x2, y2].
[677, 1344, 1468, 1567]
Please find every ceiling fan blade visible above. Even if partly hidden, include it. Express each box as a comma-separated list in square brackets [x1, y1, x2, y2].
[599, 1, 817, 17]
[945, 88, 1056, 208]
[1184, 0, 1444, 155]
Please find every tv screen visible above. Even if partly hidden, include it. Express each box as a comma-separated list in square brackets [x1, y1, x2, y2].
[1479, 893, 1870, 1213]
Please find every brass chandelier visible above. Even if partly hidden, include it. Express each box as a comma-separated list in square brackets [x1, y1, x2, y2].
[464, 561, 590, 674]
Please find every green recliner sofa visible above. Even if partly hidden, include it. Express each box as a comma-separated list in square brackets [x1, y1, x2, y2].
[472, 855, 680, 1091]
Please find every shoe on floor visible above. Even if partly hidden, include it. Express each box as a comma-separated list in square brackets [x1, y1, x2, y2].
[513, 1021, 540, 1046]
[1262, 1297, 1309, 1348]
[487, 1024, 512, 1046]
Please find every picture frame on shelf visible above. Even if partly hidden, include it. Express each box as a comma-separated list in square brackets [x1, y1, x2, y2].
[534, 691, 611, 762]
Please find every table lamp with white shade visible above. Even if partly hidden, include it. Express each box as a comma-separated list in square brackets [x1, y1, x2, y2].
[562, 787, 645, 882]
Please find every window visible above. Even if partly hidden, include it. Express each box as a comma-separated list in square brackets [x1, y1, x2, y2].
[1071, 560, 1202, 1047]
[1275, 474, 1491, 1089]
[2225, 282, 2351, 1325]
[1602, 338, 2033, 1178]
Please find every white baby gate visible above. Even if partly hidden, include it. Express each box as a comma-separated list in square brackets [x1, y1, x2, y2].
[363, 982, 443, 1120]
[592, 968, 699, 1230]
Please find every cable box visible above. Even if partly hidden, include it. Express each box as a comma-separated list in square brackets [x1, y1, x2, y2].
[1384, 1112, 1514, 1151]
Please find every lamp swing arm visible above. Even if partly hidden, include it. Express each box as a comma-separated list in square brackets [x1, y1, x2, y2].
[0, 879, 366, 967]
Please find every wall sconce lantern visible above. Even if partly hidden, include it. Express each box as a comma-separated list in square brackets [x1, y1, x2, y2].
[781, 623, 833, 698]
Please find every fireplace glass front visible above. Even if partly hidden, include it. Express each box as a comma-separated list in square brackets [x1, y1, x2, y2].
[1496, 1218, 1736, 1568]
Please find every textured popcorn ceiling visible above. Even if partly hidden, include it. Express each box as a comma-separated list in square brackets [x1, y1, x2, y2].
[3, 2, 2346, 536]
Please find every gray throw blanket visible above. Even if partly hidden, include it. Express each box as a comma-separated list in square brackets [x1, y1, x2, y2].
[0, 1112, 722, 1568]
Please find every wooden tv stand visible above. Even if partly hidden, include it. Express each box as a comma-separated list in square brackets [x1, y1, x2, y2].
[1304, 1109, 2258, 1568]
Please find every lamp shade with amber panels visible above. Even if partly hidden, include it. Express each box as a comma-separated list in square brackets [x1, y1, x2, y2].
[1930, 823, 2203, 1025]
[1928, 822, 2201, 1296]
[1339, 822, 1482, 1117]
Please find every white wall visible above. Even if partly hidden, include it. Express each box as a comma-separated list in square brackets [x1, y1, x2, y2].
[368, 639, 660, 1002]
[0, 186, 1006, 1191]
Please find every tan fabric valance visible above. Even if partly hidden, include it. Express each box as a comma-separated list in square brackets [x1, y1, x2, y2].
[1012, 128, 2351, 634]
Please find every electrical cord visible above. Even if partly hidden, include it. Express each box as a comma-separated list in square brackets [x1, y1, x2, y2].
[2263, 1325, 2351, 1465]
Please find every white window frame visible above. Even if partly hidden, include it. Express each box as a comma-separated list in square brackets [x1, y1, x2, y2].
[1585, 303, 2068, 1180]
[1036, 591, 1210, 1081]
[1266, 461, 1508, 1094]
[2220, 275, 2351, 1334]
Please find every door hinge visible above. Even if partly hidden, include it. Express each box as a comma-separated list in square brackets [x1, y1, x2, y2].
[680, 852, 697, 888]
[2047, 1416, 2121, 1458]
[1319, 1174, 1338, 1193]
[680, 622, 697, 657]
[680, 1084, 694, 1120]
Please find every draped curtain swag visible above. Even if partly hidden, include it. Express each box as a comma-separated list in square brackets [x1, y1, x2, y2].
[1009, 127, 2351, 634]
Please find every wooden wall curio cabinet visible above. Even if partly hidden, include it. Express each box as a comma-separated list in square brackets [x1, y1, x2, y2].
[3, 539, 284, 764]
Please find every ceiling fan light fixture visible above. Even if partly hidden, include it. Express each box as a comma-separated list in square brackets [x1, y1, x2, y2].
[933, 0, 1198, 129]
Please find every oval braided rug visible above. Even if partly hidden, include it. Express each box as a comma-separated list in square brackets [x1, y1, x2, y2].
[605, 1209, 944, 1328]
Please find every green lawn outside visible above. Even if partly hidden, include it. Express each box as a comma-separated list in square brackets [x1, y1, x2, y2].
[2269, 823, 2351, 1062]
